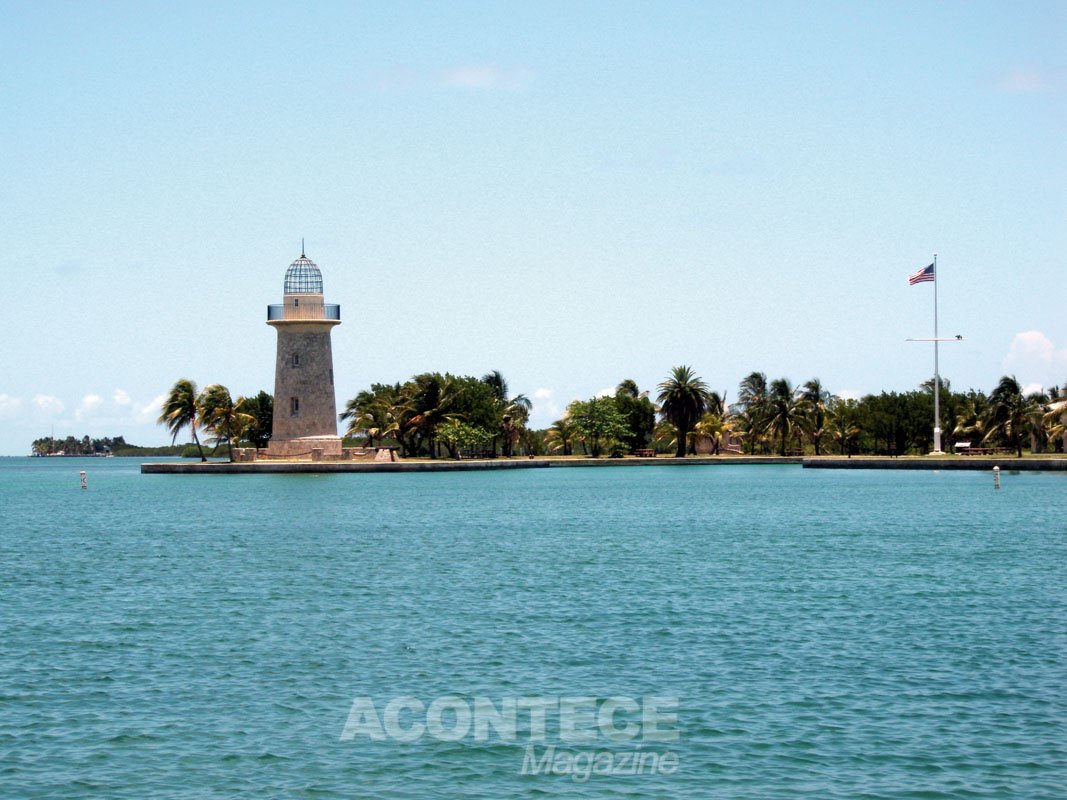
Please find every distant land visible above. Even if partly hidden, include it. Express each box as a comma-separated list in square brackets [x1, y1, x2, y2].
[30, 435, 216, 459]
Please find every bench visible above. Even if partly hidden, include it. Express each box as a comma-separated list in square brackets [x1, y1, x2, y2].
[633, 449, 656, 458]
[959, 446, 1014, 456]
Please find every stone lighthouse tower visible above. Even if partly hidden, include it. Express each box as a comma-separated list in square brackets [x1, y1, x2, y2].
[265, 249, 342, 457]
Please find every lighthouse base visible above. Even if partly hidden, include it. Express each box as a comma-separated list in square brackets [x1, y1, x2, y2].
[265, 435, 343, 459]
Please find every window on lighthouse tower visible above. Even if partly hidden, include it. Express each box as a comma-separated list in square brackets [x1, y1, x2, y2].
[292, 353, 300, 368]
[290, 397, 300, 416]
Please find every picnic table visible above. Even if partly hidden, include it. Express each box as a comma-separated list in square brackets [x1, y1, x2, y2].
[958, 446, 1014, 456]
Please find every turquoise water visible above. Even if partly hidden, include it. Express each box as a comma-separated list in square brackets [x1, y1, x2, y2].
[1, 458, 1064, 798]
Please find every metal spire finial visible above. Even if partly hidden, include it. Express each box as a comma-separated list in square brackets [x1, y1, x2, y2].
[301, 238, 305, 258]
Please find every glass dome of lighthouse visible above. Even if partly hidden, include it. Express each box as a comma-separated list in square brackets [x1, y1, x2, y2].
[283, 249, 323, 294]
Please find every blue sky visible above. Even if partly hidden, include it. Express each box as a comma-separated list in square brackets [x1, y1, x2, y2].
[1, 1, 1064, 454]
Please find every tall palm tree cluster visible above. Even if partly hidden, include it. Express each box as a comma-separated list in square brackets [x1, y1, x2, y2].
[158, 379, 272, 462]
[730, 372, 1066, 457]
[161, 370, 1065, 461]
[731, 372, 835, 456]
[339, 371, 531, 459]
[546, 379, 657, 458]
[952, 376, 1065, 457]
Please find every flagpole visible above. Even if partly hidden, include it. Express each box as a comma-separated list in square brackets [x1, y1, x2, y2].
[932, 253, 941, 454]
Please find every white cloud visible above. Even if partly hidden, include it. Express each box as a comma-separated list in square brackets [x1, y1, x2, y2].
[113, 388, 131, 406]
[33, 394, 65, 415]
[439, 65, 532, 91]
[0, 394, 23, 419]
[137, 394, 166, 424]
[74, 394, 104, 422]
[1021, 382, 1044, 396]
[835, 388, 862, 401]
[595, 387, 614, 398]
[530, 387, 560, 425]
[993, 67, 1066, 93]
[1003, 330, 1067, 388]
[1004, 329, 1062, 367]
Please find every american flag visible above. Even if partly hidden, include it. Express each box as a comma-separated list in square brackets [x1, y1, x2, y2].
[908, 263, 935, 285]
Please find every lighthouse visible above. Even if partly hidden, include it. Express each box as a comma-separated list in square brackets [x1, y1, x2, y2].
[265, 248, 343, 458]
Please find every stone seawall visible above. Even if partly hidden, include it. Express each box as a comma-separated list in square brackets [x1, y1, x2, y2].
[141, 456, 1067, 474]
[803, 457, 1067, 471]
[141, 456, 803, 474]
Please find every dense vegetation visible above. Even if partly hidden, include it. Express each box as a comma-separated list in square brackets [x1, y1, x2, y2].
[339, 371, 531, 458]
[707, 372, 1065, 457]
[146, 370, 1065, 460]
[338, 369, 1065, 458]
[31, 435, 129, 456]
[158, 381, 272, 462]
[29, 436, 214, 458]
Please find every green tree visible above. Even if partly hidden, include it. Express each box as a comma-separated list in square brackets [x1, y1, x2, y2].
[158, 378, 206, 462]
[481, 370, 530, 457]
[657, 366, 711, 458]
[767, 378, 802, 456]
[197, 384, 252, 462]
[690, 410, 725, 454]
[502, 395, 532, 457]
[827, 396, 861, 457]
[1042, 386, 1066, 452]
[614, 379, 656, 452]
[242, 390, 273, 449]
[545, 417, 577, 455]
[984, 375, 1037, 457]
[409, 373, 464, 458]
[340, 386, 396, 448]
[798, 378, 830, 456]
[437, 419, 493, 459]
[567, 397, 630, 458]
[736, 371, 770, 453]
[952, 388, 989, 448]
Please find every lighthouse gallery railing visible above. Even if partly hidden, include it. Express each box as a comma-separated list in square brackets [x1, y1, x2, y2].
[266, 304, 340, 321]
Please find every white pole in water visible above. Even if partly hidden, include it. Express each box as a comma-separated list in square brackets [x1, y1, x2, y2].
[80, 470, 87, 490]
[993, 466, 1001, 490]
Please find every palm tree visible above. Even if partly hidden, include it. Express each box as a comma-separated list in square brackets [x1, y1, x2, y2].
[657, 365, 710, 458]
[827, 396, 861, 457]
[481, 370, 509, 404]
[481, 370, 508, 456]
[197, 384, 252, 462]
[340, 389, 381, 447]
[545, 417, 576, 456]
[737, 372, 770, 453]
[1042, 385, 1066, 452]
[158, 378, 206, 461]
[983, 375, 1037, 457]
[798, 378, 830, 456]
[242, 390, 273, 449]
[690, 410, 725, 454]
[766, 378, 802, 456]
[1041, 392, 1067, 454]
[952, 389, 989, 448]
[1025, 388, 1051, 454]
[616, 379, 640, 399]
[481, 370, 530, 457]
[502, 394, 532, 456]
[409, 373, 464, 458]
[381, 383, 420, 457]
